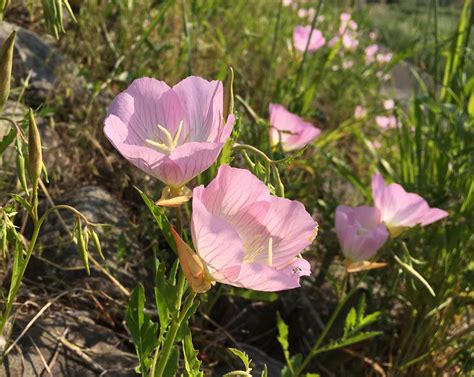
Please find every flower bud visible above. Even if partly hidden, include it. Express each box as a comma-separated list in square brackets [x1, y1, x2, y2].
[27, 108, 42, 187]
[170, 226, 214, 293]
[0, 30, 15, 111]
[223, 67, 234, 120]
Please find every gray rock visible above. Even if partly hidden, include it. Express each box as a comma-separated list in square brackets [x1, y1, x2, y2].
[1, 311, 137, 376]
[0, 21, 63, 106]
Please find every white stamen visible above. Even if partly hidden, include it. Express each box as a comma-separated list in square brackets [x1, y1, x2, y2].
[146, 121, 185, 154]
[267, 238, 273, 267]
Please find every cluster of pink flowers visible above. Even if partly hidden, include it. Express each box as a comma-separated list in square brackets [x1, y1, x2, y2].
[376, 98, 398, 130]
[104, 76, 319, 292]
[336, 174, 447, 267]
[293, 25, 326, 53]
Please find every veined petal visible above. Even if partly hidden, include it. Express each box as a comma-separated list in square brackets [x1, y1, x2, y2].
[173, 76, 223, 142]
[192, 186, 244, 282]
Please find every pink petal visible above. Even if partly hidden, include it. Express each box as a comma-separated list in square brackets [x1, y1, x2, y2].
[269, 103, 321, 151]
[198, 165, 270, 219]
[293, 26, 326, 53]
[172, 76, 224, 142]
[167, 141, 225, 187]
[191, 186, 244, 282]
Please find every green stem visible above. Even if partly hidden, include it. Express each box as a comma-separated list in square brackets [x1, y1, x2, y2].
[0, 204, 93, 337]
[293, 274, 364, 377]
[153, 291, 196, 377]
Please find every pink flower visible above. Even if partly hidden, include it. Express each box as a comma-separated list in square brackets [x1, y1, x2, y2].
[104, 76, 234, 189]
[343, 60, 354, 69]
[293, 26, 326, 52]
[384, 99, 395, 110]
[297, 8, 307, 18]
[369, 31, 377, 41]
[189, 165, 318, 292]
[282, 0, 292, 6]
[376, 52, 393, 63]
[349, 20, 358, 31]
[317, 15, 325, 22]
[328, 36, 339, 48]
[376, 115, 397, 130]
[336, 205, 389, 261]
[340, 12, 351, 22]
[306, 7, 316, 21]
[372, 174, 448, 236]
[269, 103, 321, 151]
[365, 44, 379, 63]
[342, 33, 359, 50]
[354, 105, 367, 120]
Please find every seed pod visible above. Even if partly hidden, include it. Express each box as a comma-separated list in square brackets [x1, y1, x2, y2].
[223, 67, 234, 120]
[27, 109, 42, 187]
[90, 229, 105, 260]
[76, 221, 90, 275]
[0, 30, 16, 111]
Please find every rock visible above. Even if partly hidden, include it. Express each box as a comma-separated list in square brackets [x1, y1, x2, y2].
[1, 310, 137, 376]
[0, 100, 68, 184]
[0, 21, 63, 106]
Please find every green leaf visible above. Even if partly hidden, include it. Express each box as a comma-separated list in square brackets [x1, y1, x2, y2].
[261, 365, 268, 377]
[281, 354, 302, 377]
[125, 284, 158, 374]
[227, 348, 252, 372]
[161, 346, 179, 377]
[116, 231, 126, 261]
[182, 326, 203, 377]
[137, 187, 175, 251]
[154, 258, 176, 332]
[321, 331, 382, 352]
[344, 307, 357, 336]
[0, 127, 16, 154]
[276, 312, 291, 369]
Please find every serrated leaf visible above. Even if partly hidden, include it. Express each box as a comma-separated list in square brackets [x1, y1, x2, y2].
[227, 348, 252, 371]
[182, 326, 203, 377]
[344, 307, 357, 336]
[322, 331, 382, 352]
[126, 284, 158, 374]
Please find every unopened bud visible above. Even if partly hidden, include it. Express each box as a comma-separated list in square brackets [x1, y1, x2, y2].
[0, 30, 15, 111]
[171, 227, 214, 293]
[223, 67, 234, 120]
[27, 109, 42, 187]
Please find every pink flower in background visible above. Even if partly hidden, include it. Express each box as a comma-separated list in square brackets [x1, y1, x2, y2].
[342, 33, 359, 50]
[317, 15, 325, 22]
[297, 8, 307, 18]
[376, 115, 397, 130]
[336, 205, 389, 261]
[343, 60, 354, 69]
[384, 99, 395, 110]
[190, 165, 318, 291]
[376, 52, 393, 63]
[340, 12, 351, 22]
[365, 44, 379, 63]
[369, 31, 377, 40]
[349, 20, 358, 30]
[354, 105, 367, 120]
[104, 76, 234, 189]
[269, 103, 321, 151]
[282, 0, 292, 7]
[372, 174, 448, 236]
[306, 7, 316, 21]
[293, 26, 326, 52]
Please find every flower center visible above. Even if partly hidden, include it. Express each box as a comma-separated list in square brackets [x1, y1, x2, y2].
[145, 120, 184, 154]
[242, 237, 274, 266]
